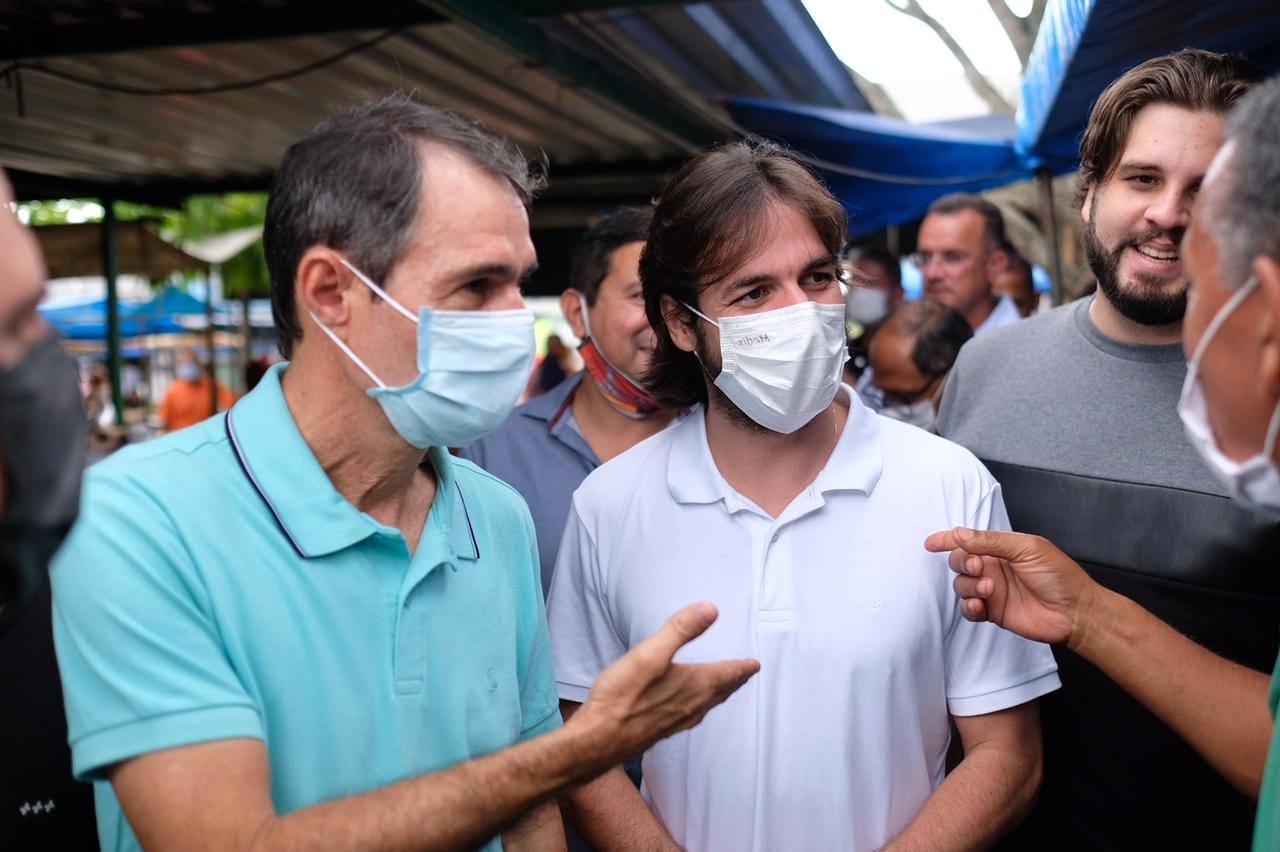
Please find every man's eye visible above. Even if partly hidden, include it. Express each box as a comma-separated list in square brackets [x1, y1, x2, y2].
[1129, 175, 1158, 187]
[739, 287, 766, 304]
[804, 270, 834, 286]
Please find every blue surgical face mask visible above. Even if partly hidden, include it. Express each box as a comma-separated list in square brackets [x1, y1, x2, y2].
[311, 259, 535, 449]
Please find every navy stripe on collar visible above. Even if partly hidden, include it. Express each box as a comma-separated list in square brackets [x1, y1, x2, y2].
[225, 408, 307, 559]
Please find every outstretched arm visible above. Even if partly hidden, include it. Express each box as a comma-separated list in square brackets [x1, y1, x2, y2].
[111, 603, 759, 851]
[926, 527, 1271, 797]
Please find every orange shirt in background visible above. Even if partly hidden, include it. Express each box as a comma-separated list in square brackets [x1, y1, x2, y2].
[159, 378, 234, 431]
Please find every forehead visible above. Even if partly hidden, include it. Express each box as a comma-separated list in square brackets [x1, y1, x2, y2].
[406, 147, 533, 269]
[711, 201, 827, 281]
[604, 241, 644, 278]
[869, 327, 922, 383]
[918, 209, 983, 245]
[1111, 103, 1225, 177]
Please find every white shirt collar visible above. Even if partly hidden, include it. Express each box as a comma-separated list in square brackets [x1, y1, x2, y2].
[975, 295, 1022, 335]
[666, 384, 883, 506]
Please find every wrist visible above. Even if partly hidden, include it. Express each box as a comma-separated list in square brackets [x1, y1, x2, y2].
[1065, 578, 1121, 657]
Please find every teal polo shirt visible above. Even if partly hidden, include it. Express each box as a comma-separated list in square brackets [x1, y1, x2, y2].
[51, 364, 560, 852]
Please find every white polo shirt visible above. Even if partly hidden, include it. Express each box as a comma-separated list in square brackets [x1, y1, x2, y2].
[975, 294, 1023, 336]
[547, 386, 1059, 852]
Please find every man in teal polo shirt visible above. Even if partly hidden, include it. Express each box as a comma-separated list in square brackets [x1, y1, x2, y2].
[50, 94, 758, 852]
[927, 76, 1280, 849]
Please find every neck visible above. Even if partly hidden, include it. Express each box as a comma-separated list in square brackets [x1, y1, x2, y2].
[964, 294, 999, 332]
[281, 349, 433, 523]
[703, 391, 848, 518]
[1088, 288, 1182, 346]
[572, 372, 673, 463]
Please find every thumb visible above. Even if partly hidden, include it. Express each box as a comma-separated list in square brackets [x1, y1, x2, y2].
[634, 602, 719, 665]
[926, 527, 1028, 561]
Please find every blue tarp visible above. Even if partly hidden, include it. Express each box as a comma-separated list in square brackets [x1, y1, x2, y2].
[1019, 0, 1280, 172]
[40, 286, 216, 341]
[728, 98, 1031, 236]
[730, 0, 1280, 235]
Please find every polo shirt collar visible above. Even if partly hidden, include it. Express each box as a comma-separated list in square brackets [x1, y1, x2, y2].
[226, 364, 479, 562]
[518, 370, 583, 423]
[518, 371, 598, 465]
[667, 384, 883, 506]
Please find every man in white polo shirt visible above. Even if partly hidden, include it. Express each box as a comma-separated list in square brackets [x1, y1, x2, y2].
[547, 141, 1060, 851]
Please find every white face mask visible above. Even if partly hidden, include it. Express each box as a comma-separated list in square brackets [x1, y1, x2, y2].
[684, 300, 849, 434]
[847, 286, 889, 326]
[882, 398, 936, 431]
[1177, 275, 1280, 519]
[312, 259, 535, 449]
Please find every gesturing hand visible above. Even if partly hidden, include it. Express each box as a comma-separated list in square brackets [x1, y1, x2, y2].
[924, 527, 1099, 647]
[570, 602, 760, 763]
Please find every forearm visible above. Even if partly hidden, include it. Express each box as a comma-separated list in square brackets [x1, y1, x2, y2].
[251, 723, 611, 852]
[561, 767, 679, 852]
[501, 800, 567, 852]
[883, 739, 1039, 852]
[1071, 586, 1272, 796]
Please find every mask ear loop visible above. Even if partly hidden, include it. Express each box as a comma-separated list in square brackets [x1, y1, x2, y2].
[340, 258, 419, 325]
[1187, 275, 1259, 370]
[681, 301, 720, 327]
[308, 310, 386, 389]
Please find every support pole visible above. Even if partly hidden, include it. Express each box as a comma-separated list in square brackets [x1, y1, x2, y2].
[1037, 167, 1066, 307]
[100, 199, 125, 426]
[207, 265, 219, 413]
[240, 284, 251, 394]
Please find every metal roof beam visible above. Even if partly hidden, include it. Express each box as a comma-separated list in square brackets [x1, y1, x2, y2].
[420, 0, 719, 153]
[0, 3, 446, 61]
[6, 168, 271, 206]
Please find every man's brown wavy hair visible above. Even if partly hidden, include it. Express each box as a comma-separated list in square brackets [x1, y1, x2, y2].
[639, 139, 847, 410]
[1076, 48, 1262, 206]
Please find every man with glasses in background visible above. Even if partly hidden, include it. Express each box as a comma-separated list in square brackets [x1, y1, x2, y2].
[916, 194, 1021, 336]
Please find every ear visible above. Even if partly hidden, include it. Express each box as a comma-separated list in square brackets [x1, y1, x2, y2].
[296, 248, 355, 333]
[1080, 185, 1095, 226]
[986, 246, 1009, 282]
[1254, 254, 1280, 401]
[661, 294, 698, 354]
[560, 289, 587, 340]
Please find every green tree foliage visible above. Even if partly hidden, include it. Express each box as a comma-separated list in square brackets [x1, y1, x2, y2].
[18, 193, 269, 299]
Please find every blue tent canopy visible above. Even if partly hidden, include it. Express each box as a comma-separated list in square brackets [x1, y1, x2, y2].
[1019, 0, 1280, 172]
[728, 98, 1029, 235]
[40, 285, 216, 341]
[729, 0, 1280, 236]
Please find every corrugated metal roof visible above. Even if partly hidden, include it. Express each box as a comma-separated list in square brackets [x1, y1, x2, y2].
[0, 0, 868, 209]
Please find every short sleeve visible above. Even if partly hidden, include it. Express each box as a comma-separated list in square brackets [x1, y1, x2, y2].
[51, 468, 262, 780]
[943, 480, 1061, 716]
[546, 499, 628, 704]
[515, 507, 562, 741]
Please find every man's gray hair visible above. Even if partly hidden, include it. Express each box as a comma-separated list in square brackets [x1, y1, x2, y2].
[1209, 76, 1280, 287]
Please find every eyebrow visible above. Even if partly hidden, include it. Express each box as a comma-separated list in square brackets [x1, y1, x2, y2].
[452, 261, 539, 283]
[725, 253, 838, 293]
[1116, 161, 1164, 174]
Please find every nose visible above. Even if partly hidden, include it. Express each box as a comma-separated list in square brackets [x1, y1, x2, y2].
[1145, 186, 1192, 233]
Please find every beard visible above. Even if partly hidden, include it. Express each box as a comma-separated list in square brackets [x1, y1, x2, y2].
[1084, 197, 1187, 327]
[693, 325, 772, 435]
